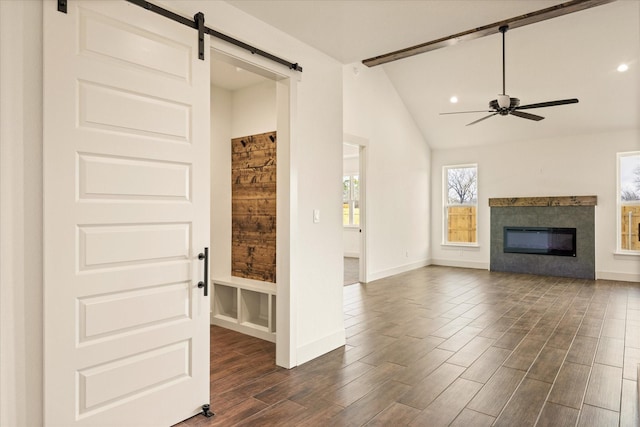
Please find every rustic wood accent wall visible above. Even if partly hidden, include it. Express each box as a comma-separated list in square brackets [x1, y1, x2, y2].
[231, 131, 277, 282]
[488, 195, 597, 207]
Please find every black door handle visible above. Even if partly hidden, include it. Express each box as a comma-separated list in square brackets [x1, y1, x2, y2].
[197, 247, 209, 296]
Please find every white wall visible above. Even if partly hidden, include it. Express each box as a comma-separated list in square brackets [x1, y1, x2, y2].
[343, 64, 431, 281]
[211, 85, 233, 279]
[231, 80, 276, 138]
[431, 129, 640, 282]
[1, 0, 344, 423]
[170, 0, 345, 366]
[0, 2, 43, 426]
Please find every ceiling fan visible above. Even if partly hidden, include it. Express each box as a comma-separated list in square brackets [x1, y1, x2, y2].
[441, 25, 578, 126]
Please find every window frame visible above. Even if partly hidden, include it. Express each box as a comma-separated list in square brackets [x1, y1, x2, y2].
[616, 151, 640, 255]
[442, 163, 479, 247]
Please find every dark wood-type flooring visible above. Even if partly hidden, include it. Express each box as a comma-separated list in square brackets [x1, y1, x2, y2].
[177, 266, 640, 426]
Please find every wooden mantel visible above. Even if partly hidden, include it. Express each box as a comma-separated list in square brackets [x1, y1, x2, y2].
[489, 195, 597, 207]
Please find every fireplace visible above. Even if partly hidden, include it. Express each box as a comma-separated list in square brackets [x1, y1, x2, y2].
[504, 227, 576, 257]
[489, 196, 596, 280]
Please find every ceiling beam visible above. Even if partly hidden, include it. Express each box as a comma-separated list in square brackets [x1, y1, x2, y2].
[362, 0, 617, 67]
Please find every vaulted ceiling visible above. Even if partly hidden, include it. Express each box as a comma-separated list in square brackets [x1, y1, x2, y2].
[223, 0, 639, 149]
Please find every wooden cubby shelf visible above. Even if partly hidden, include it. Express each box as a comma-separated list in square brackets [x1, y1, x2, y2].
[210, 276, 276, 343]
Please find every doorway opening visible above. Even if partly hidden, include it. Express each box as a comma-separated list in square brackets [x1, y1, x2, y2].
[342, 135, 368, 285]
[209, 47, 295, 369]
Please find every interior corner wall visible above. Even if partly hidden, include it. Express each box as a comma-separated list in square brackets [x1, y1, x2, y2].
[430, 129, 640, 282]
[342, 63, 431, 281]
[171, 0, 346, 367]
[0, 1, 43, 426]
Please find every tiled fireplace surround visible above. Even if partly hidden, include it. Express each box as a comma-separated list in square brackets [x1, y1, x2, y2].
[489, 196, 597, 280]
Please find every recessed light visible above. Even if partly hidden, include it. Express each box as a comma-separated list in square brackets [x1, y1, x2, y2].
[450, 96, 459, 104]
[617, 63, 629, 72]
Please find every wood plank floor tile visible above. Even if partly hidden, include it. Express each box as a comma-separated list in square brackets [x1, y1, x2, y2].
[546, 330, 576, 350]
[565, 335, 598, 366]
[409, 378, 482, 426]
[437, 326, 483, 352]
[447, 335, 494, 368]
[623, 347, 640, 381]
[494, 378, 551, 427]
[288, 400, 345, 426]
[398, 362, 465, 409]
[548, 361, 591, 409]
[594, 336, 624, 367]
[601, 317, 626, 339]
[526, 346, 567, 383]
[478, 316, 518, 339]
[403, 317, 450, 339]
[493, 329, 527, 350]
[577, 404, 619, 427]
[466, 366, 526, 417]
[363, 402, 421, 426]
[430, 317, 473, 339]
[320, 361, 405, 407]
[234, 399, 306, 426]
[360, 335, 442, 367]
[583, 363, 623, 412]
[461, 346, 512, 384]
[449, 408, 495, 427]
[577, 316, 603, 338]
[536, 402, 579, 427]
[328, 380, 411, 426]
[503, 337, 546, 371]
[394, 347, 453, 385]
[178, 269, 637, 427]
[526, 325, 555, 341]
[201, 397, 269, 427]
[620, 378, 639, 427]
[626, 320, 640, 349]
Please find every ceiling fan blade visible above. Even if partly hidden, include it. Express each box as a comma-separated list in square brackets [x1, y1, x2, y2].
[466, 112, 498, 126]
[516, 98, 579, 110]
[510, 110, 544, 121]
[440, 110, 494, 115]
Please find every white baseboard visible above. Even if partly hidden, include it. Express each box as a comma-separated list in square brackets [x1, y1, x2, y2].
[367, 259, 430, 282]
[296, 329, 346, 366]
[343, 252, 360, 258]
[596, 270, 640, 283]
[430, 258, 489, 270]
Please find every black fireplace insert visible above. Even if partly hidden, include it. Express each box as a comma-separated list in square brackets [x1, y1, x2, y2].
[504, 227, 576, 257]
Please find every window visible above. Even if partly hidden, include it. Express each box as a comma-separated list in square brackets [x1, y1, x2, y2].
[618, 151, 640, 253]
[444, 164, 477, 244]
[343, 175, 359, 226]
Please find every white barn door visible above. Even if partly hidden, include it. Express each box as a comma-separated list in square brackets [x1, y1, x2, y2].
[43, 1, 210, 425]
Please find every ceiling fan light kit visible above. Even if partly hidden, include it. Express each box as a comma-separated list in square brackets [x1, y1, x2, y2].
[441, 24, 579, 126]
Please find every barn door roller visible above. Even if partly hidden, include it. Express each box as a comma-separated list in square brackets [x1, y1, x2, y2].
[56, 0, 303, 71]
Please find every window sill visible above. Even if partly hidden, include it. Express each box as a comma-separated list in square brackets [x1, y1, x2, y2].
[441, 242, 480, 248]
[613, 251, 640, 257]
[343, 225, 360, 230]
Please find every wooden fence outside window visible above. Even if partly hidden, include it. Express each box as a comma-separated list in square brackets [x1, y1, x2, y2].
[621, 204, 640, 251]
[447, 206, 477, 243]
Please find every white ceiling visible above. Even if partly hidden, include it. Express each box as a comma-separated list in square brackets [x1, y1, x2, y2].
[211, 59, 267, 91]
[223, 0, 640, 149]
